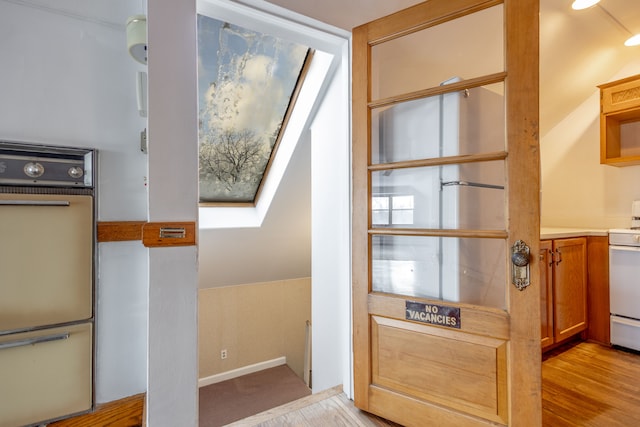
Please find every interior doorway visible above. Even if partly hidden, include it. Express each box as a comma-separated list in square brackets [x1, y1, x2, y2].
[195, 0, 352, 425]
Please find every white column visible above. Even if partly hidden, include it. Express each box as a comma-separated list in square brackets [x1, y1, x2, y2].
[146, 0, 199, 425]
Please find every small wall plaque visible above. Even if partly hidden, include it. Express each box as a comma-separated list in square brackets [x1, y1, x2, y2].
[405, 301, 461, 329]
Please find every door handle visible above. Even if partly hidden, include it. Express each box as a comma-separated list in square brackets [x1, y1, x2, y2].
[555, 248, 562, 265]
[511, 240, 531, 291]
[512, 249, 530, 267]
[0, 332, 70, 351]
[0, 200, 70, 207]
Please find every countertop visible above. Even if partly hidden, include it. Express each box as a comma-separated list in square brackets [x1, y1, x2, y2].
[540, 227, 609, 240]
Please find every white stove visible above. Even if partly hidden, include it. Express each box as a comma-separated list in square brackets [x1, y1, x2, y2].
[609, 228, 640, 352]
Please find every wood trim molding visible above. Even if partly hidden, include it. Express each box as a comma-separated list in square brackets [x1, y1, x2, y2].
[48, 393, 145, 427]
[97, 221, 145, 242]
[97, 221, 197, 247]
[142, 221, 197, 247]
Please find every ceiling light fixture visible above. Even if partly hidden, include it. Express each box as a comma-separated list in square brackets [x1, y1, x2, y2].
[625, 34, 640, 47]
[598, 5, 640, 47]
[572, 0, 600, 10]
[573, 1, 640, 47]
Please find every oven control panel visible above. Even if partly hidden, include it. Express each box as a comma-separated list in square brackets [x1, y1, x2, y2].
[0, 141, 93, 187]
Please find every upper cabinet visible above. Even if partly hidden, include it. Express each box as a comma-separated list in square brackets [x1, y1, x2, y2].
[599, 74, 640, 166]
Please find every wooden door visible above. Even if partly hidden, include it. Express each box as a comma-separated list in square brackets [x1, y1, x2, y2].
[553, 237, 588, 342]
[352, 1, 541, 426]
[540, 240, 554, 349]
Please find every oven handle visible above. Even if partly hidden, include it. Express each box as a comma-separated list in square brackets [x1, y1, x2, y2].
[611, 316, 640, 327]
[0, 332, 70, 350]
[610, 245, 640, 252]
[0, 200, 70, 207]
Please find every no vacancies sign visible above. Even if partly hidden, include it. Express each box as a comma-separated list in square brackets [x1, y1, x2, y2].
[405, 301, 461, 329]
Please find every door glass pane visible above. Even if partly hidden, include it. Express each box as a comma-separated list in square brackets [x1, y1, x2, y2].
[371, 82, 505, 164]
[372, 161, 505, 230]
[371, 4, 504, 100]
[371, 235, 506, 309]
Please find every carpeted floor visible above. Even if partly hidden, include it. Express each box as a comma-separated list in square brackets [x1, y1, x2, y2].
[199, 364, 312, 427]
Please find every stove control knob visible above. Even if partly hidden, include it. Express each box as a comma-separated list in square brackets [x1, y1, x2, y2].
[68, 166, 84, 179]
[24, 162, 44, 178]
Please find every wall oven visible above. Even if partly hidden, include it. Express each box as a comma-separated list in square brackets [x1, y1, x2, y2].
[0, 141, 95, 427]
[609, 229, 640, 352]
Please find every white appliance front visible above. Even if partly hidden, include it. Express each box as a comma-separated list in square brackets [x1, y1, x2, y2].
[609, 230, 640, 352]
[610, 245, 640, 319]
[610, 316, 640, 352]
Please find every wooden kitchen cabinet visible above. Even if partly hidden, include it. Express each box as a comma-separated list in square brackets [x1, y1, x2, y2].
[599, 74, 640, 166]
[586, 236, 610, 345]
[540, 237, 588, 350]
[540, 240, 554, 349]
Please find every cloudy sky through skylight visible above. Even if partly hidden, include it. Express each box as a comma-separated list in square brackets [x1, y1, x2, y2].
[197, 14, 308, 202]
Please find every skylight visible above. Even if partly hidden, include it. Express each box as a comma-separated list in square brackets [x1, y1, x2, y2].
[197, 14, 310, 204]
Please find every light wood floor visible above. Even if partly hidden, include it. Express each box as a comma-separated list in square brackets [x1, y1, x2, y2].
[542, 341, 640, 426]
[227, 341, 640, 426]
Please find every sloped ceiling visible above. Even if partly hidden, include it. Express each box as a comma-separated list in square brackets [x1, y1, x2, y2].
[267, 0, 640, 136]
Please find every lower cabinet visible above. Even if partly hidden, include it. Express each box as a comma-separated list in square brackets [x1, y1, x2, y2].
[0, 322, 93, 427]
[540, 240, 554, 349]
[540, 237, 588, 350]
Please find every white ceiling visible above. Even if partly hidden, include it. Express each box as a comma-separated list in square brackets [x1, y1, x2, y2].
[266, 0, 640, 135]
[3, 0, 144, 29]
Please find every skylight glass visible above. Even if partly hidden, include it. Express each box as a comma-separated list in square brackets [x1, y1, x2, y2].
[197, 14, 310, 204]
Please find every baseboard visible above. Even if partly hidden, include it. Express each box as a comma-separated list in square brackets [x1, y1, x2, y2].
[199, 357, 287, 388]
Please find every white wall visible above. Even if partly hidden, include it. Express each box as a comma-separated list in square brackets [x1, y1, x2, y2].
[197, 111, 312, 288]
[0, 0, 148, 404]
[310, 43, 351, 394]
[541, 59, 640, 229]
[198, 139, 311, 287]
[146, 0, 199, 425]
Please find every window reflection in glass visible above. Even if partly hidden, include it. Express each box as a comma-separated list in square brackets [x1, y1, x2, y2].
[371, 234, 505, 310]
[372, 161, 505, 231]
[372, 194, 415, 226]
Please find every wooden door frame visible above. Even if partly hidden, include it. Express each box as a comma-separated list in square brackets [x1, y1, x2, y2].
[352, 0, 541, 425]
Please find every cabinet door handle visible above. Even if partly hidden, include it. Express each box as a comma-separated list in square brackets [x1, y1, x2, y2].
[0, 332, 70, 350]
[548, 249, 554, 267]
[555, 248, 562, 265]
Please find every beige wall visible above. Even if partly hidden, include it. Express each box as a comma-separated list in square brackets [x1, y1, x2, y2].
[541, 60, 640, 229]
[198, 278, 311, 380]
